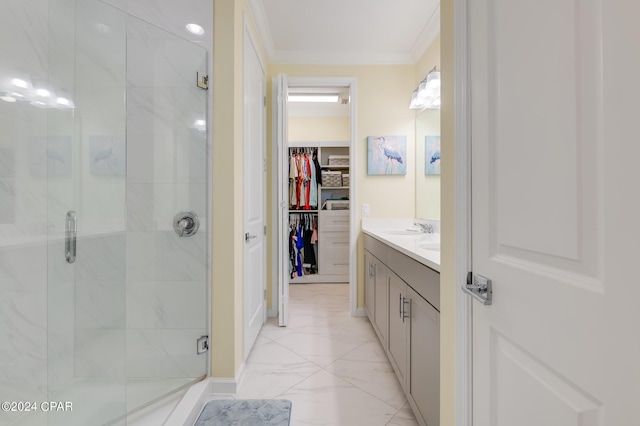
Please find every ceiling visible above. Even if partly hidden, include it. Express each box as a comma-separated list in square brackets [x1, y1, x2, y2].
[247, 0, 440, 65]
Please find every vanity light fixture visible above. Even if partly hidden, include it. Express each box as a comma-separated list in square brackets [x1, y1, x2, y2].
[409, 66, 441, 110]
[0, 94, 17, 103]
[11, 78, 29, 89]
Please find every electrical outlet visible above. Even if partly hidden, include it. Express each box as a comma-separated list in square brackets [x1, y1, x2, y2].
[362, 203, 370, 216]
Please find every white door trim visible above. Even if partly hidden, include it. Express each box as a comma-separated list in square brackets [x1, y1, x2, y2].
[272, 76, 359, 318]
[454, 0, 473, 424]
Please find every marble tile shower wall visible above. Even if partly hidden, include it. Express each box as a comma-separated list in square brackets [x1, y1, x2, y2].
[72, 0, 128, 383]
[0, 1, 53, 423]
[0, 1, 210, 423]
[124, 16, 208, 379]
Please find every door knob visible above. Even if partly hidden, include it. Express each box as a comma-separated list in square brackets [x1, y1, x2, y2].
[245, 232, 257, 241]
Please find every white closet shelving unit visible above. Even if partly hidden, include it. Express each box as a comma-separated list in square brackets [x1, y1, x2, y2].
[288, 141, 350, 283]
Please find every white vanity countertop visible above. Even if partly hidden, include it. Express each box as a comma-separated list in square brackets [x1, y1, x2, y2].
[361, 218, 441, 272]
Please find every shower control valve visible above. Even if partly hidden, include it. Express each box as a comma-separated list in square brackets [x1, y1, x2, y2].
[173, 211, 200, 237]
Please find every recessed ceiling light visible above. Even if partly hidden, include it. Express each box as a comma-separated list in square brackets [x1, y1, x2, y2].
[186, 23, 204, 35]
[288, 94, 340, 103]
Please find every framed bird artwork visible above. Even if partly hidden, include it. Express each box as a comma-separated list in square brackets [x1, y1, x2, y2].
[425, 135, 441, 175]
[367, 135, 407, 175]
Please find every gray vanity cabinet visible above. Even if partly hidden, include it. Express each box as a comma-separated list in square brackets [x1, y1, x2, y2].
[407, 286, 440, 426]
[363, 233, 440, 426]
[364, 235, 389, 348]
[388, 270, 408, 389]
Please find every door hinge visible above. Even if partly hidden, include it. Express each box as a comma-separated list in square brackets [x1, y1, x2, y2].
[264, 225, 267, 235]
[264, 289, 267, 300]
[197, 72, 208, 90]
[462, 272, 493, 305]
[196, 335, 209, 354]
[264, 96, 267, 107]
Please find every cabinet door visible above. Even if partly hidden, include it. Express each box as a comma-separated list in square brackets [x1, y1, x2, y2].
[364, 251, 375, 321]
[373, 258, 388, 348]
[407, 287, 439, 426]
[387, 271, 408, 389]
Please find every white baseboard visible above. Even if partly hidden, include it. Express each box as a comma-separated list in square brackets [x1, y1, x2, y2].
[267, 308, 278, 318]
[164, 364, 246, 426]
[355, 307, 367, 317]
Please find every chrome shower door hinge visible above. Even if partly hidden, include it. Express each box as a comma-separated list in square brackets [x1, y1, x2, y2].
[197, 335, 209, 354]
[197, 72, 208, 90]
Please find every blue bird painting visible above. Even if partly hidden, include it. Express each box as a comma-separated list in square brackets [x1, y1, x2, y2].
[425, 136, 441, 175]
[430, 150, 440, 164]
[367, 135, 407, 175]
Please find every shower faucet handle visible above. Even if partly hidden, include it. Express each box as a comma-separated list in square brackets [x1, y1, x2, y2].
[173, 211, 200, 237]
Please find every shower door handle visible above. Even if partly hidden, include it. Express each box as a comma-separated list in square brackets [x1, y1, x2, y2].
[65, 211, 77, 264]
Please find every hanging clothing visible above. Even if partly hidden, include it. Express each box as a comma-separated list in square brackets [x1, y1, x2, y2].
[289, 148, 319, 210]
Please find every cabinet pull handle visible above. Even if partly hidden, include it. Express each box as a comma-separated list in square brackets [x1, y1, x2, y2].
[399, 293, 403, 318]
[402, 297, 410, 323]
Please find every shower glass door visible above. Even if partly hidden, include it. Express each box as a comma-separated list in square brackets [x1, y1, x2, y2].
[47, 1, 128, 425]
[44, 1, 208, 425]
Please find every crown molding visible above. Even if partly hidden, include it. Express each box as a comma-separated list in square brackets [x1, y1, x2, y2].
[269, 50, 415, 65]
[411, 4, 441, 63]
[246, 0, 275, 60]
[247, 0, 440, 66]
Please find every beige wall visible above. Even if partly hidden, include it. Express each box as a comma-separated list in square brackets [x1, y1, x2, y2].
[211, 0, 266, 379]
[266, 64, 416, 310]
[440, 0, 456, 424]
[416, 33, 441, 86]
[415, 34, 441, 221]
[213, 3, 455, 422]
[289, 116, 350, 141]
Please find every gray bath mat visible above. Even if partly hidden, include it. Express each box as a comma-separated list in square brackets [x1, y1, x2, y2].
[195, 399, 292, 426]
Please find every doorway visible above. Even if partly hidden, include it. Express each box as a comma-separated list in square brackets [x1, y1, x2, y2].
[272, 76, 358, 327]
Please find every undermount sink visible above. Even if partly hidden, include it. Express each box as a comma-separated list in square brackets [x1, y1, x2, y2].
[418, 242, 441, 251]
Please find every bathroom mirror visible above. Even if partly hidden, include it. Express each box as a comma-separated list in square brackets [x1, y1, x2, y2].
[415, 108, 441, 219]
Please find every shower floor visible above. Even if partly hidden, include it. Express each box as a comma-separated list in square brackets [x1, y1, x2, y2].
[11, 377, 197, 426]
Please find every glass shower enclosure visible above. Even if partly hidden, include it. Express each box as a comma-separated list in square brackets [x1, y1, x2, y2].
[0, 0, 208, 424]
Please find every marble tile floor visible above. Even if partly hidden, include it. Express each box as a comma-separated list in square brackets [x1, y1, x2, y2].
[210, 283, 418, 426]
[9, 377, 194, 426]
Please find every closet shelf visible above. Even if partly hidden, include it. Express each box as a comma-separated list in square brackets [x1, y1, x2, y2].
[289, 209, 319, 213]
[322, 186, 349, 190]
[321, 165, 349, 169]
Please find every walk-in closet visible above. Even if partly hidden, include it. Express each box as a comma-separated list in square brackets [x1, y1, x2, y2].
[274, 77, 357, 326]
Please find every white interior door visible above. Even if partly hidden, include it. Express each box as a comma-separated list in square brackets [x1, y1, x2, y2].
[469, 1, 640, 424]
[243, 27, 266, 359]
[276, 73, 290, 327]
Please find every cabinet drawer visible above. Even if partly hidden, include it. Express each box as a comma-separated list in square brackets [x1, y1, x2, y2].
[364, 233, 387, 264]
[388, 247, 439, 311]
[320, 210, 350, 232]
[319, 249, 349, 275]
[319, 232, 349, 247]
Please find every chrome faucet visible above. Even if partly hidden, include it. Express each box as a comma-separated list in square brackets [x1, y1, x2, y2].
[414, 222, 434, 233]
